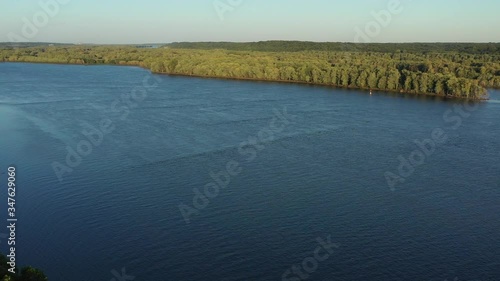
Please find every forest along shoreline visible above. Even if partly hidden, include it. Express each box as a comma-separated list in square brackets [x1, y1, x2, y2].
[1, 42, 499, 100]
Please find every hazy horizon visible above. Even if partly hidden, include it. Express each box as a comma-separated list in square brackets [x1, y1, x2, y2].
[2, 0, 499, 44]
[2, 40, 500, 45]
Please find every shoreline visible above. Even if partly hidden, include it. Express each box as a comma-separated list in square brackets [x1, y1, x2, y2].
[152, 71, 492, 101]
[1, 61, 491, 101]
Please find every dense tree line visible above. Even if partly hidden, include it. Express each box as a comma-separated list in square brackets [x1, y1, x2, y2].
[3, 42, 500, 54]
[166, 41, 500, 54]
[1, 44, 499, 99]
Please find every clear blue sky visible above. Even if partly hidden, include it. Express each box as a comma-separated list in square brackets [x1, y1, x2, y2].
[1, 0, 499, 44]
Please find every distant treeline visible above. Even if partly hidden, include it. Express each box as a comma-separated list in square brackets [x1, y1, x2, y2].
[0, 42, 70, 49]
[1, 43, 499, 99]
[166, 41, 500, 54]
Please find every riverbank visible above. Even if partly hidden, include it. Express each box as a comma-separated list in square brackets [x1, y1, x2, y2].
[151, 71, 492, 101]
[1, 45, 497, 100]
[2, 60, 490, 102]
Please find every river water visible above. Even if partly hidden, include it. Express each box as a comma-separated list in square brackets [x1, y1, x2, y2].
[0, 63, 499, 281]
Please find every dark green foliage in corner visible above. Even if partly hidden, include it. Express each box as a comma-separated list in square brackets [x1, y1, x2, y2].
[0, 254, 48, 281]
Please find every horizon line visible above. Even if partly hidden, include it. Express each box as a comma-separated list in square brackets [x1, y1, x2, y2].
[1, 40, 500, 45]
